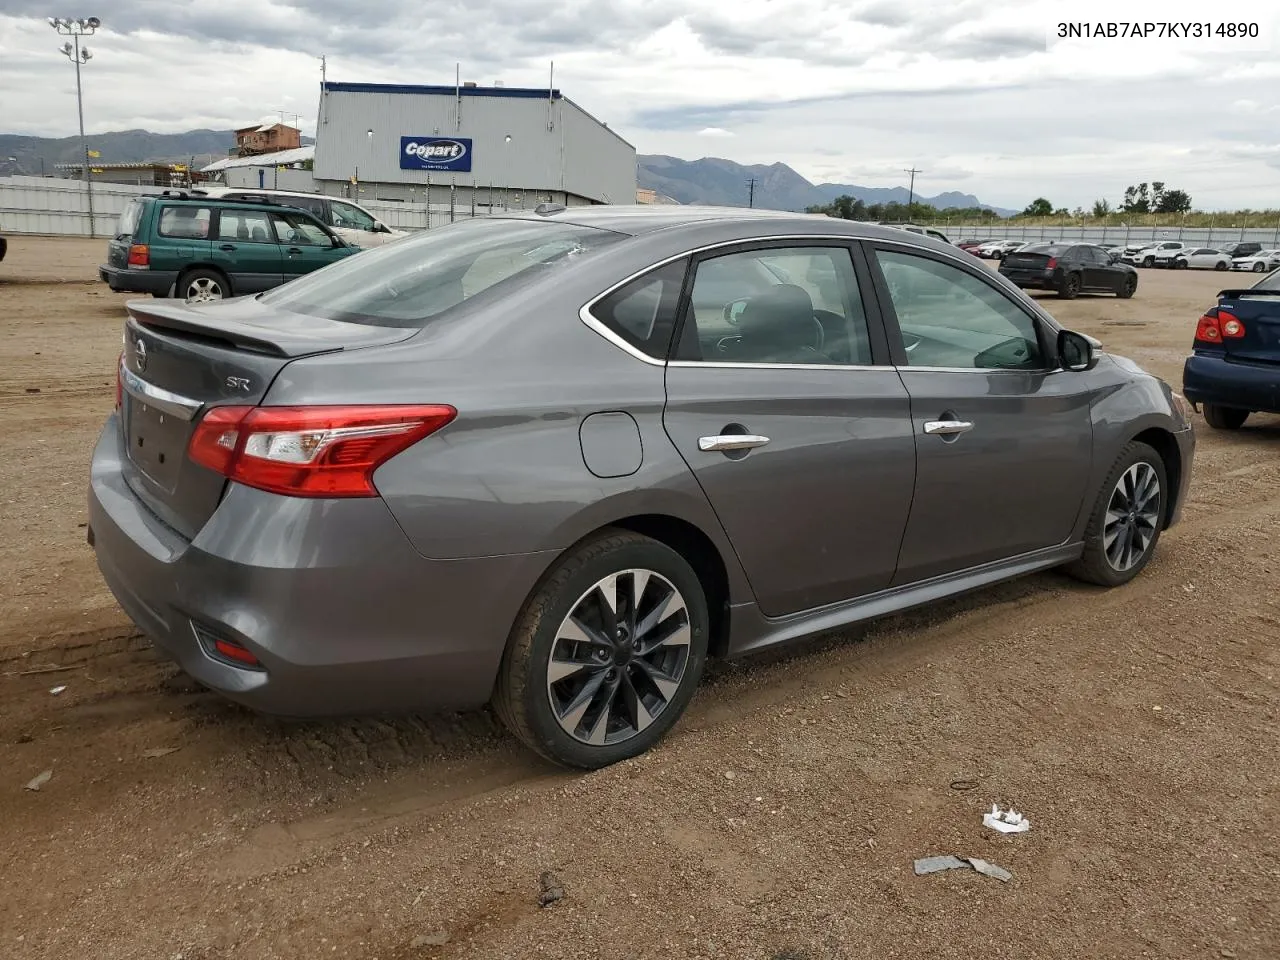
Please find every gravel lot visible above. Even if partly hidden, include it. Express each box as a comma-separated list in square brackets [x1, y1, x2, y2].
[1, 236, 1277, 960]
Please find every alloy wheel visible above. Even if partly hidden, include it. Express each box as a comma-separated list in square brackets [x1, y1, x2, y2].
[1104, 462, 1162, 572]
[546, 569, 692, 746]
[185, 277, 224, 303]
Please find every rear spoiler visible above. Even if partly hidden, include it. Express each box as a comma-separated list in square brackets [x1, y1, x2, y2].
[1218, 289, 1280, 299]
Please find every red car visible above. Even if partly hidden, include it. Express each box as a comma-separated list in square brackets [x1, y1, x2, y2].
[956, 238, 996, 254]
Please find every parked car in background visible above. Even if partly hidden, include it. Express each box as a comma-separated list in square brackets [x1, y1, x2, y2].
[98, 191, 359, 303]
[192, 186, 407, 248]
[1220, 241, 1262, 260]
[1230, 249, 1280, 273]
[979, 239, 1025, 259]
[876, 222, 951, 244]
[1126, 241, 1187, 267]
[1000, 242, 1139, 299]
[1182, 266, 1280, 429]
[956, 238, 997, 253]
[1171, 248, 1232, 271]
[1108, 244, 1145, 262]
[89, 207, 1194, 769]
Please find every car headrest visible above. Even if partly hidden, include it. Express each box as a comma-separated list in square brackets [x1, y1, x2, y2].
[737, 284, 816, 347]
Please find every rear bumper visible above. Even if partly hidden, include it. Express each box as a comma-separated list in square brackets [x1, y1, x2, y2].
[1182, 353, 1280, 414]
[88, 414, 556, 717]
[1170, 425, 1195, 528]
[98, 264, 177, 296]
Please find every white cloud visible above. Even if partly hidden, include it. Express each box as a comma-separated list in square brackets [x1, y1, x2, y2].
[2, 0, 1280, 209]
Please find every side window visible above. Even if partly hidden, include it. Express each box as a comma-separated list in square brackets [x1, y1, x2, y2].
[681, 246, 872, 366]
[157, 205, 211, 239]
[588, 259, 686, 360]
[331, 201, 377, 231]
[269, 211, 329, 246]
[217, 210, 274, 243]
[875, 249, 1045, 371]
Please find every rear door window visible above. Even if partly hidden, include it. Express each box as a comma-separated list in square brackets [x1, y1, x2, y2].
[157, 206, 211, 239]
[216, 210, 274, 243]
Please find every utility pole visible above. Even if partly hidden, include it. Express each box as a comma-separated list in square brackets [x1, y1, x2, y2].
[904, 166, 922, 216]
[51, 17, 100, 238]
[746, 177, 757, 208]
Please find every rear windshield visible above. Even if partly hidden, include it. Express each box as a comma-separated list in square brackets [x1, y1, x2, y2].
[1016, 244, 1065, 255]
[259, 218, 625, 326]
[117, 199, 144, 239]
[1250, 269, 1280, 291]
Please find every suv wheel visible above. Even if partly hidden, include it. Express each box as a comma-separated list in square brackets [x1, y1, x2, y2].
[493, 530, 710, 769]
[180, 268, 229, 303]
[1202, 405, 1249, 430]
[1065, 441, 1167, 587]
[1142, 255, 1155, 267]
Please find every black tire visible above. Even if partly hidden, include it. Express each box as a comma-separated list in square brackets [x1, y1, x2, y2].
[177, 267, 231, 303]
[1142, 256, 1155, 268]
[1064, 441, 1168, 588]
[1202, 404, 1249, 430]
[1174, 259, 1187, 269]
[1254, 262, 1267, 273]
[1117, 273, 1138, 299]
[1214, 261, 1227, 271]
[1057, 272, 1082, 299]
[493, 529, 710, 769]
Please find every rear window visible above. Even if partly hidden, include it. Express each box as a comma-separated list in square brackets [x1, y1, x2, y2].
[1017, 244, 1065, 256]
[117, 200, 144, 238]
[258, 217, 625, 326]
[1250, 269, 1280, 291]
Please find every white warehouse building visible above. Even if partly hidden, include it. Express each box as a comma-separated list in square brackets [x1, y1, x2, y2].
[312, 80, 637, 211]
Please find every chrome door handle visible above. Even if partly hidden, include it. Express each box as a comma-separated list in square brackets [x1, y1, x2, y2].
[923, 419, 974, 436]
[698, 434, 770, 452]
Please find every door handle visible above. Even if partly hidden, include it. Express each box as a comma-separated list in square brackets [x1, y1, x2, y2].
[219, 243, 235, 251]
[699, 434, 770, 452]
[288, 247, 302, 254]
[923, 420, 974, 436]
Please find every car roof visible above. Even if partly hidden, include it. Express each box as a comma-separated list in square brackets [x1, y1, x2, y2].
[491, 204, 942, 242]
[146, 193, 323, 216]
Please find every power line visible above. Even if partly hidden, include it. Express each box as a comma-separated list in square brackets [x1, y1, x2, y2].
[904, 166, 922, 212]
[746, 177, 757, 208]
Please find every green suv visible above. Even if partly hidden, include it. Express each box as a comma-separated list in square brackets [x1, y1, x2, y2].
[98, 191, 359, 302]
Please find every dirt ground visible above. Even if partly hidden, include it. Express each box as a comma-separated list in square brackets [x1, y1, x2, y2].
[1, 235, 1276, 960]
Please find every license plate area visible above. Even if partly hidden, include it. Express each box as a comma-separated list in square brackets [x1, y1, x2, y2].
[124, 397, 186, 492]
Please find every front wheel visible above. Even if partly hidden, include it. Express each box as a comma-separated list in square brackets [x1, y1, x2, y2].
[1203, 404, 1249, 430]
[1142, 256, 1155, 268]
[1214, 261, 1228, 271]
[1065, 441, 1168, 587]
[1254, 262, 1267, 273]
[493, 530, 710, 769]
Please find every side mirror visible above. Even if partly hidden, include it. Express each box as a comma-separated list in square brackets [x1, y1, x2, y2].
[330, 235, 345, 248]
[1058, 329, 1097, 372]
[374, 222, 391, 233]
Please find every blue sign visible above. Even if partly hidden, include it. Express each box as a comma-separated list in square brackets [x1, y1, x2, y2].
[400, 136, 472, 172]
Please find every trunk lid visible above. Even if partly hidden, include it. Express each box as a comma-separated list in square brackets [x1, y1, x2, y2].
[1002, 251, 1052, 271]
[107, 198, 145, 269]
[118, 296, 417, 538]
[1215, 289, 1280, 367]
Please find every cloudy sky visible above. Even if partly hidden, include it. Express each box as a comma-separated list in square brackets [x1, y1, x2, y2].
[2, 0, 1279, 209]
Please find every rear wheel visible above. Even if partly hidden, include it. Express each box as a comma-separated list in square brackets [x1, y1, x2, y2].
[1065, 441, 1167, 587]
[1202, 404, 1249, 430]
[1214, 261, 1228, 271]
[1117, 273, 1137, 299]
[179, 268, 230, 303]
[1058, 272, 1082, 299]
[493, 530, 710, 769]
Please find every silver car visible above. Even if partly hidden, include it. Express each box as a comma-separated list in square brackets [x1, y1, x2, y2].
[89, 206, 1196, 768]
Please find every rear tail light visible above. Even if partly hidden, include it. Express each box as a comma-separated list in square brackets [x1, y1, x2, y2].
[1046, 257, 1058, 270]
[186, 404, 457, 498]
[127, 244, 150, 268]
[1195, 309, 1246, 345]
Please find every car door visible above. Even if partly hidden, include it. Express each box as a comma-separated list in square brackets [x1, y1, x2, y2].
[866, 242, 1095, 585]
[151, 203, 213, 279]
[209, 208, 283, 293]
[1081, 246, 1118, 289]
[662, 241, 917, 617]
[268, 210, 352, 281]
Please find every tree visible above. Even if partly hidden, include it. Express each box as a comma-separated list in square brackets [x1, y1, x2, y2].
[1022, 197, 1054, 217]
[1155, 189, 1192, 214]
[1092, 198, 1112, 218]
[1122, 183, 1151, 213]
[1151, 181, 1166, 210]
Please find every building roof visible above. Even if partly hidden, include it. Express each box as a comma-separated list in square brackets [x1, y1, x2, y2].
[201, 145, 314, 173]
[323, 81, 562, 100]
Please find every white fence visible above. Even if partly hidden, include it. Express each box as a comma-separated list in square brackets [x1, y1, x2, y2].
[930, 222, 1280, 247]
[0, 175, 496, 237]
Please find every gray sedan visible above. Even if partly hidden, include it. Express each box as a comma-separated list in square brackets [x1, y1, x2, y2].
[89, 206, 1196, 768]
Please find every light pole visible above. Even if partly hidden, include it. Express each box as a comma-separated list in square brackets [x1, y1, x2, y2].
[50, 17, 100, 237]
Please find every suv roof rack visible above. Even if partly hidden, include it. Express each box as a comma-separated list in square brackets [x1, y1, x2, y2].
[156, 190, 287, 208]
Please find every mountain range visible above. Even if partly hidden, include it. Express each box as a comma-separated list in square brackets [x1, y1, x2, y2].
[0, 127, 1015, 215]
[638, 155, 1017, 216]
[0, 128, 313, 176]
